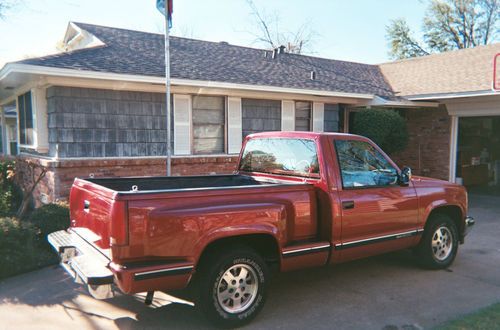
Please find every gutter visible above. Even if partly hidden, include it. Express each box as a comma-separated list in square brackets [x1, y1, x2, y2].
[357, 95, 439, 108]
[406, 89, 499, 101]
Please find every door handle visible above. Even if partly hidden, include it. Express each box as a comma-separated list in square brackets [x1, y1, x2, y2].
[342, 200, 355, 210]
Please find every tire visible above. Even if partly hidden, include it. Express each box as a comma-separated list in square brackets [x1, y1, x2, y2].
[416, 213, 459, 269]
[194, 246, 269, 328]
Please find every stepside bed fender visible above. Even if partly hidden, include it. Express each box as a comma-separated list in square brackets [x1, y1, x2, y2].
[190, 203, 287, 265]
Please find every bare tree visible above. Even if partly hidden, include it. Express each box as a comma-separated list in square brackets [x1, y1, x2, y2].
[0, 0, 22, 19]
[386, 0, 500, 59]
[14, 159, 47, 218]
[245, 0, 316, 54]
[0, 0, 12, 19]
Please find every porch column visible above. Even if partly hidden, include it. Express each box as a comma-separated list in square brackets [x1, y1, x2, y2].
[448, 115, 459, 183]
[0, 105, 7, 156]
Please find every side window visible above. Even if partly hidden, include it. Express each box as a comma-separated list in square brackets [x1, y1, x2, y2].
[18, 91, 34, 146]
[334, 140, 398, 188]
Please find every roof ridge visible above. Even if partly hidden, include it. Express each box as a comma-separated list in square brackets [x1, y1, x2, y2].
[16, 44, 108, 64]
[72, 21, 377, 67]
[72, 21, 165, 36]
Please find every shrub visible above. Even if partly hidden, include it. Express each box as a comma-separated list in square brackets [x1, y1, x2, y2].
[0, 160, 21, 216]
[0, 216, 57, 279]
[28, 203, 70, 240]
[351, 108, 409, 154]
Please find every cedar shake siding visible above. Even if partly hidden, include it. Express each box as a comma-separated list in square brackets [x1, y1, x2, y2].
[242, 99, 281, 138]
[47, 86, 168, 158]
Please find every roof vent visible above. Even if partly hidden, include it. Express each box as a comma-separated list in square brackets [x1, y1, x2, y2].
[219, 41, 229, 45]
[278, 45, 286, 54]
[310, 71, 316, 80]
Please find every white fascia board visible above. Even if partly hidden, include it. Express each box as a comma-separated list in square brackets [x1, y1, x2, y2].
[358, 95, 439, 108]
[0, 63, 376, 100]
[406, 90, 499, 101]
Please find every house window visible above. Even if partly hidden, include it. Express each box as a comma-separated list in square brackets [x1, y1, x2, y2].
[295, 101, 311, 131]
[8, 124, 17, 155]
[18, 91, 34, 146]
[324, 103, 340, 132]
[242, 99, 281, 138]
[192, 95, 225, 154]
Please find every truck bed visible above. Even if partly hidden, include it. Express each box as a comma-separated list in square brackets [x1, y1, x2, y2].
[86, 174, 281, 193]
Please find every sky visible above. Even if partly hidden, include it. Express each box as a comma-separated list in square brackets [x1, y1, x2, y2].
[0, 0, 428, 67]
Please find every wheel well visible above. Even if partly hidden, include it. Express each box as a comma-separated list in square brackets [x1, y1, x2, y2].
[196, 234, 280, 270]
[427, 205, 464, 236]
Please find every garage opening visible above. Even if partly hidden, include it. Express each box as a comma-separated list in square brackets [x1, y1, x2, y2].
[457, 116, 500, 194]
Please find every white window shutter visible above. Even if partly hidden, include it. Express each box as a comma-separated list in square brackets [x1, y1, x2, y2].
[312, 102, 324, 132]
[173, 94, 191, 155]
[281, 100, 295, 131]
[31, 87, 49, 152]
[227, 97, 242, 154]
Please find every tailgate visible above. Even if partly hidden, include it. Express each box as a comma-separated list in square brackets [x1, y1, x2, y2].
[70, 178, 128, 250]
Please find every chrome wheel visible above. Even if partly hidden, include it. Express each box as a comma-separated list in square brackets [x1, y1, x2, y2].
[432, 226, 453, 261]
[217, 263, 258, 314]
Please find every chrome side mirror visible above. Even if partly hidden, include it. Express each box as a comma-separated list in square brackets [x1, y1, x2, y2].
[399, 167, 412, 186]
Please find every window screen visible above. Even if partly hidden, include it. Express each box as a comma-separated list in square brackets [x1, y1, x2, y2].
[295, 101, 311, 131]
[192, 95, 225, 154]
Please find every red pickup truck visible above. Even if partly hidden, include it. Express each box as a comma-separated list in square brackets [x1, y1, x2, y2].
[48, 132, 474, 327]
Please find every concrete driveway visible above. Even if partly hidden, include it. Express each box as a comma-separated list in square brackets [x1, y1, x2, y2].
[1, 194, 499, 330]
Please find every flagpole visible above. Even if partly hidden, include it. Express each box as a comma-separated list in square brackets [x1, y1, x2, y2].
[164, 1, 172, 176]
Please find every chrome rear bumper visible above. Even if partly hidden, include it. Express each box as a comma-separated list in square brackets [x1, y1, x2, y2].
[48, 228, 114, 299]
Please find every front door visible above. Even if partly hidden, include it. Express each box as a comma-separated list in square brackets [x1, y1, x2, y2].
[331, 137, 419, 262]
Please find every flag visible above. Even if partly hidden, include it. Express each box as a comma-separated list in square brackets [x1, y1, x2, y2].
[156, 0, 173, 29]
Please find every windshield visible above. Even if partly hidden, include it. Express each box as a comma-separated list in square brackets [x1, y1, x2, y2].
[239, 138, 320, 178]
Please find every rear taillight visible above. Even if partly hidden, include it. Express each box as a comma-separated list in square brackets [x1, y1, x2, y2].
[110, 201, 129, 246]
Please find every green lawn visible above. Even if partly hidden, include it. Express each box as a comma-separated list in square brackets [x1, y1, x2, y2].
[436, 302, 500, 330]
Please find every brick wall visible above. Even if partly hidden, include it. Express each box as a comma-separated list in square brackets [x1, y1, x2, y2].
[16, 155, 238, 205]
[391, 106, 451, 180]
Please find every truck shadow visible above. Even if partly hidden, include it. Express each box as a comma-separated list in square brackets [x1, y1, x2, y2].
[0, 264, 81, 306]
[111, 249, 422, 329]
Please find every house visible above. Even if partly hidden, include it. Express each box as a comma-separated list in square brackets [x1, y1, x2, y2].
[380, 45, 500, 189]
[0, 22, 499, 203]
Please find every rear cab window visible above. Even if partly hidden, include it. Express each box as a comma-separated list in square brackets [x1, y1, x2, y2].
[334, 139, 398, 188]
[239, 138, 320, 178]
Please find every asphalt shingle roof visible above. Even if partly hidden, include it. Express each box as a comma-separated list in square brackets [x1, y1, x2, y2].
[379, 43, 500, 97]
[17, 22, 395, 98]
